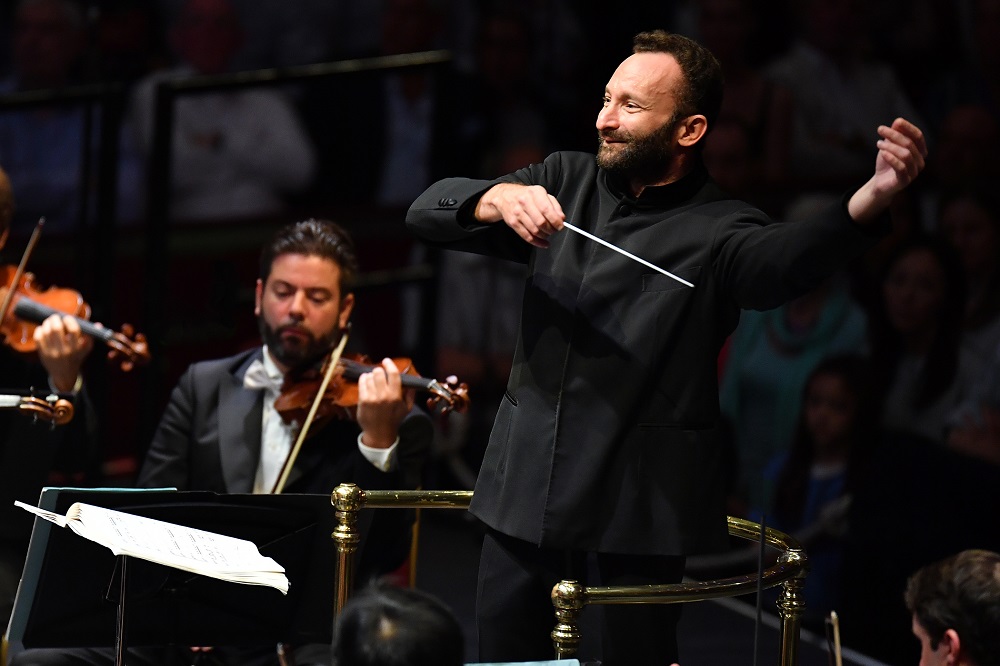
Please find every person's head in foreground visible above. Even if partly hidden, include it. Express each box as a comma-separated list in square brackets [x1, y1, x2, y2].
[905, 549, 1000, 666]
[332, 583, 464, 666]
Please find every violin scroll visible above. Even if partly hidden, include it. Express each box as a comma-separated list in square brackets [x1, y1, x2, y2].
[425, 374, 470, 415]
[105, 322, 150, 372]
[0, 393, 75, 426]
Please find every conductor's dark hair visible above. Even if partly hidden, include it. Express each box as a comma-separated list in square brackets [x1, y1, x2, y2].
[632, 29, 725, 132]
[332, 583, 464, 666]
[259, 218, 359, 290]
[905, 549, 1000, 665]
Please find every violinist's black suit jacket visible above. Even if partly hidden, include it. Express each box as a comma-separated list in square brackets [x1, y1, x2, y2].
[138, 347, 432, 576]
[407, 151, 882, 556]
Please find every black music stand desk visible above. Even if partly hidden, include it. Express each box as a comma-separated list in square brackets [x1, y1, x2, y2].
[6, 488, 336, 654]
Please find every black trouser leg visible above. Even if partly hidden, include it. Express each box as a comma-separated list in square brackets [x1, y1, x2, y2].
[476, 528, 585, 662]
[595, 551, 685, 666]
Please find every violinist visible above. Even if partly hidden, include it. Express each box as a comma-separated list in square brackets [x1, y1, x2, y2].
[0, 165, 97, 629]
[141, 217, 430, 490]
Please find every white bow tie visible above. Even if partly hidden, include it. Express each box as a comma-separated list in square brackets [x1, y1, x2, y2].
[243, 358, 284, 392]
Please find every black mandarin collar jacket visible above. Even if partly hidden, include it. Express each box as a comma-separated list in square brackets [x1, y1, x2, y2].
[408, 151, 877, 555]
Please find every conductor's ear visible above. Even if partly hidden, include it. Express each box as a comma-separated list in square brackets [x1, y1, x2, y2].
[676, 115, 708, 147]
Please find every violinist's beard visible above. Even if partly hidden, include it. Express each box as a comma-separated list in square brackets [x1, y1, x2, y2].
[258, 317, 342, 372]
[596, 115, 678, 181]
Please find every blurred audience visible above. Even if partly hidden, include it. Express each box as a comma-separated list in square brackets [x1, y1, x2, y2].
[303, 0, 486, 208]
[0, 0, 92, 234]
[763, 0, 924, 190]
[92, 0, 168, 85]
[471, 8, 553, 175]
[702, 118, 758, 205]
[695, 0, 793, 192]
[947, 340, 1000, 467]
[126, 0, 317, 223]
[766, 354, 878, 630]
[863, 0, 966, 128]
[868, 235, 978, 444]
[917, 104, 1000, 230]
[450, 0, 592, 151]
[923, 0, 1000, 132]
[720, 194, 869, 518]
[936, 185, 1000, 363]
[153, 0, 340, 70]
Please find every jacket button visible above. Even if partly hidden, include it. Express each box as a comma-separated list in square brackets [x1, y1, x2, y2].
[438, 198, 458, 207]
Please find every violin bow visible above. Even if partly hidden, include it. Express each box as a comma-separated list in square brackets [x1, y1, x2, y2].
[0, 218, 44, 326]
[826, 611, 843, 666]
[270, 330, 350, 494]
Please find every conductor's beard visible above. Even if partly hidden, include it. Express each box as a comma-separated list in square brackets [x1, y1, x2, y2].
[596, 114, 679, 183]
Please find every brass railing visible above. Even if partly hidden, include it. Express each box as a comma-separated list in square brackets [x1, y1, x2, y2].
[330, 483, 474, 615]
[329, 483, 808, 664]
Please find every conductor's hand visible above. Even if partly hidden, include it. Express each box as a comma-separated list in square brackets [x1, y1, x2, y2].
[34, 313, 93, 393]
[475, 182, 565, 249]
[848, 117, 928, 223]
[356, 358, 413, 449]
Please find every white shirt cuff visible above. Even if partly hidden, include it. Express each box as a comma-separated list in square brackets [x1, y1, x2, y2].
[48, 374, 83, 395]
[357, 434, 399, 472]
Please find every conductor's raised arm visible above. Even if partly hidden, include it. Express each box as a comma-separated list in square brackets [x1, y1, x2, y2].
[847, 117, 928, 224]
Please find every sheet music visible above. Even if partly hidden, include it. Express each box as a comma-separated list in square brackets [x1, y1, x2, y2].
[15, 500, 288, 593]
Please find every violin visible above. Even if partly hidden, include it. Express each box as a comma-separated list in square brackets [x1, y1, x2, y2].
[269, 332, 469, 495]
[0, 265, 151, 372]
[275, 352, 470, 427]
[0, 392, 74, 425]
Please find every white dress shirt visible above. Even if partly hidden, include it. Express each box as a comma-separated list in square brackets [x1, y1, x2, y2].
[244, 347, 398, 493]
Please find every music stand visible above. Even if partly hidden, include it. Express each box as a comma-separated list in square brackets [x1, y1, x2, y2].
[6, 489, 337, 661]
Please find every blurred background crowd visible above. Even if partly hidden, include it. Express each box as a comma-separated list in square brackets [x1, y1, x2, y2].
[1, 0, 999, 663]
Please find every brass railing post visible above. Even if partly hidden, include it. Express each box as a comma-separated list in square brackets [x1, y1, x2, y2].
[776, 548, 807, 666]
[550, 579, 585, 659]
[331, 483, 364, 616]
[329, 485, 473, 617]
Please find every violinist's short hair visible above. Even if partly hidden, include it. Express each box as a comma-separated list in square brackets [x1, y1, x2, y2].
[905, 549, 1000, 665]
[259, 218, 359, 291]
[332, 582, 464, 666]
